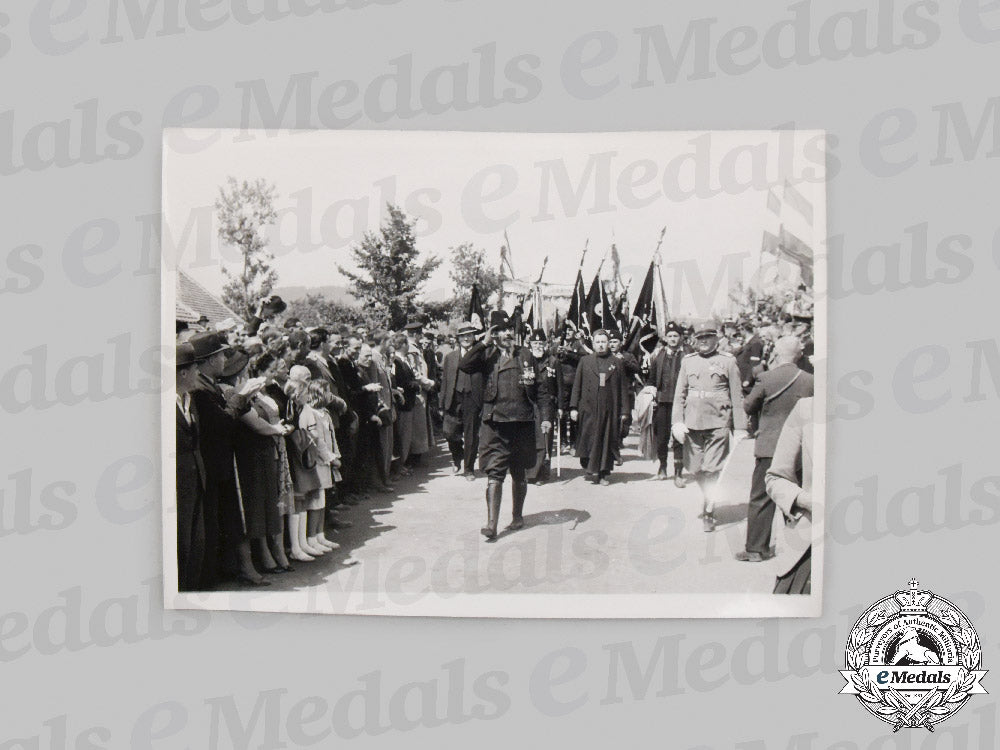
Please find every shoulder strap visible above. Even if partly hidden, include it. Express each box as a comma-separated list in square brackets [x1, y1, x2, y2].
[764, 370, 802, 405]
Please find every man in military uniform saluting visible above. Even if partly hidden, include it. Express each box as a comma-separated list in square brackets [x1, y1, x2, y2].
[672, 322, 747, 532]
[459, 311, 552, 540]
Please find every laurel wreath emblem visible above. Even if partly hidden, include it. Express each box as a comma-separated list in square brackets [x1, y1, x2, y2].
[847, 605, 983, 730]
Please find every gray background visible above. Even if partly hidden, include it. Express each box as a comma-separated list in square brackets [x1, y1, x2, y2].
[1, 0, 997, 747]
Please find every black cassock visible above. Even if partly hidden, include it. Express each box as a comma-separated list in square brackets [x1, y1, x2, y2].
[570, 352, 629, 475]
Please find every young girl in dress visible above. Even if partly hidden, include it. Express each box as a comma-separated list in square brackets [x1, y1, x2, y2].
[289, 379, 342, 559]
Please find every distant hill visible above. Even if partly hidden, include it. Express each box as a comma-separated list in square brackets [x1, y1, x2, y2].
[274, 284, 453, 305]
[272, 285, 356, 305]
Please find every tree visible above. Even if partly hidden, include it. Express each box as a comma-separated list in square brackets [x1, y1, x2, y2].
[448, 242, 501, 318]
[282, 294, 377, 330]
[216, 177, 279, 319]
[338, 203, 441, 329]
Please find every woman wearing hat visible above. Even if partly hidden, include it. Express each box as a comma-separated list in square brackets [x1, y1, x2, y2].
[228, 354, 297, 584]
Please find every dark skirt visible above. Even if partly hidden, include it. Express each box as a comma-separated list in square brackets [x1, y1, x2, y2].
[774, 547, 811, 594]
[234, 432, 282, 538]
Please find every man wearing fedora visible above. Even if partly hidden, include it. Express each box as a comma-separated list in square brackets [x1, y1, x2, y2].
[441, 321, 484, 480]
[459, 311, 552, 540]
[672, 322, 747, 532]
[186, 332, 265, 587]
[175, 342, 205, 592]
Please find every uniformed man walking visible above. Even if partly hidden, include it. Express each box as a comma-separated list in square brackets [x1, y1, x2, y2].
[672, 322, 747, 532]
[459, 312, 552, 540]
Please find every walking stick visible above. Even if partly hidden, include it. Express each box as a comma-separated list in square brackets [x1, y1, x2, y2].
[556, 410, 562, 477]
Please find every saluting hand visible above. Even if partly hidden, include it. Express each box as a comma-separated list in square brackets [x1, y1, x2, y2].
[570, 409, 578, 422]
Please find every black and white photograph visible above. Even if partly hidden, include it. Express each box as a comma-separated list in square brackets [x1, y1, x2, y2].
[162, 128, 826, 617]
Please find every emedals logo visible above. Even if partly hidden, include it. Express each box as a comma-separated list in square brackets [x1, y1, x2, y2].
[841, 579, 988, 731]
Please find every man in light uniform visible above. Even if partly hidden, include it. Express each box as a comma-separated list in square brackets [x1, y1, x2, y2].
[672, 322, 748, 532]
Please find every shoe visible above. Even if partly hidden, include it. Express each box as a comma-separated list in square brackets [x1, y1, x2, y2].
[481, 480, 502, 540]
[451, 464, 463, 475]
[599, 477, 610, 486]
[735, 550, 775, 562]
[702, 512, 717, 533]
[674, 467, 686, 489]
[656, 460, 667, 480]
[279, 564, 295, 573]
[260, 566, 287, 575]
[290, 551, 315, 562]
[614, 457, 623, 467]
[464, 472, 477, 482]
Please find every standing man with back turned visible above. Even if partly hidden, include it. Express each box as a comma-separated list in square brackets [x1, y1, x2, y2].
[737, 336, 813, 562]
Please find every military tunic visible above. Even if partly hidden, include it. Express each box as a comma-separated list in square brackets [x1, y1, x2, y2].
[671, 350, 746, 474]
[459, 342, 552, 482]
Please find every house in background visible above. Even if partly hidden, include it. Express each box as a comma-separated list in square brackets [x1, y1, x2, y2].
[176, 269, 242, 327]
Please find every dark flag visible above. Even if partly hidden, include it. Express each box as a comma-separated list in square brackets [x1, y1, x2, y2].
[585, 275, 613, 334]
[468, 283, 486, 331]
[567, 269, 587, 333]
[623, 261, 657, 355]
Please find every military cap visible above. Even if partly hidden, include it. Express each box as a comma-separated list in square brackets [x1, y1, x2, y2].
[527, 328, 547, 343]
[665, 321, 682, 334]
[692, 321, 719, 339]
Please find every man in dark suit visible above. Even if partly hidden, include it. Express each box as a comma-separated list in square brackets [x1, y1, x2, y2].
[737, 335, 814, 562]
[441, 322, 484, 480]
[649, 321, 685, 485]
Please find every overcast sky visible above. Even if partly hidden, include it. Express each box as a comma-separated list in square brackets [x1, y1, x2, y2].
[164, 128, 825, 318]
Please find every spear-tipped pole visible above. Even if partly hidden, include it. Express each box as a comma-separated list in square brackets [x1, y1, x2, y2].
[578, 238, 589, 270]
[652, 226, 666, 265]
[534, 255, 549, 285]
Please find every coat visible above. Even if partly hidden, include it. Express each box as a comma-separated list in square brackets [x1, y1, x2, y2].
[459, 342, 550, 424]
[743, 362, 814, 458]
[650, 346, 684, 404]
[735, 334, 765, 392]
[441, 347, 484, 413]
[766, 397, 814, 582]
[672, 351, 747, 431]
[570, 352, 629, 470]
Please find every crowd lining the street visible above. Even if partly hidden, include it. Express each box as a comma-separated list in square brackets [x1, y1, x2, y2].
[174, 294, 817, 594]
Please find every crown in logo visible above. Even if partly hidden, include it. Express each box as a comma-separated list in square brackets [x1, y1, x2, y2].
[894, 577, 933, 614]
